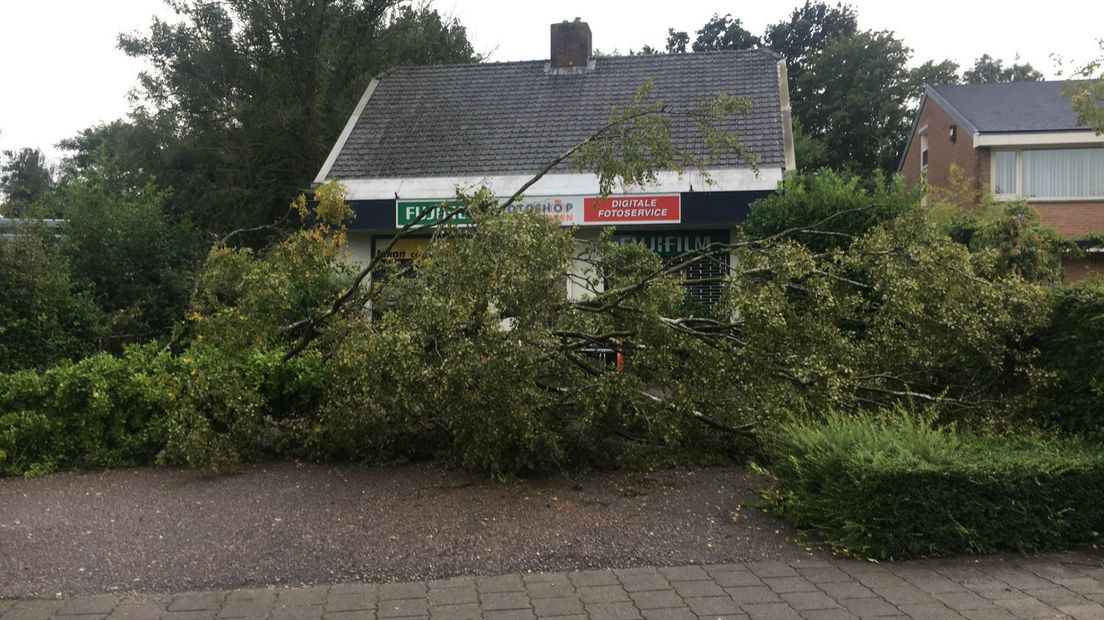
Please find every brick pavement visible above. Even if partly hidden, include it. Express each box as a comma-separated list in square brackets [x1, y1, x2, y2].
[2, 553, 1103, 620]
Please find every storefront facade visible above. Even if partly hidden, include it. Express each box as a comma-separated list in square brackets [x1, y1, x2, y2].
[316, 20, 796, 303]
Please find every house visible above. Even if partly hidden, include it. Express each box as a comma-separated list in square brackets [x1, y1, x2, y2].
[314, 19, 796, 305]
[899, 81, 1104, 279]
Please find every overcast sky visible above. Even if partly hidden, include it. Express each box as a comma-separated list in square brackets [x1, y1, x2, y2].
[1, 0, 1100, 161]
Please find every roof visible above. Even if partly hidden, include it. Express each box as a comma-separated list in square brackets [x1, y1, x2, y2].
[322, 49, 788, 181]
[927, 81, 1089, 134]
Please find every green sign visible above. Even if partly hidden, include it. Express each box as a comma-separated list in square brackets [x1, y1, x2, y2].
[396, 200, 472, 227]
[611, 230, 731, 257]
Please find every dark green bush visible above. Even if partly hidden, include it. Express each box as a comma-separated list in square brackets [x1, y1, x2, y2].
[0, 223, 104, 372]
[767, 412, 1104, 559]
[1032, 283, 1104, 437]
[743, 169, 917, 251]
[0, 344, 170, 476]
[61, 176, 206, 348]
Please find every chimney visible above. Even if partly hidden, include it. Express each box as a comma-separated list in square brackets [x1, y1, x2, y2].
[550, 18, 591, 69]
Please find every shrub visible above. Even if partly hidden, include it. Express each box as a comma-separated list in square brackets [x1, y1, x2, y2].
[743, 169, 917, 251]
[61, 175, 206, 347]
[0, 222, 103, 372]
[0, 344, 169, 476]
[1032, 283, 1104, 437]
[767, 412, 1104, 559]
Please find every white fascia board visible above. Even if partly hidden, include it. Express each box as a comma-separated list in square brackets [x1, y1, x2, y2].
[314, 78, 380, 184]
[341, 168, 783, 201]
[974, 131, 1104, 148]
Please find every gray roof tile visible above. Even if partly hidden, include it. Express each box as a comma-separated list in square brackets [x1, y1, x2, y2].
[328, 49, 786, 179]
[930, 81, 1090, 133]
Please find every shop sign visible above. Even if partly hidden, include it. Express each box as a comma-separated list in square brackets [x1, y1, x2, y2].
[583, 195, 681, 225]
[611, 229, 730, 257]
[373, 237, 430, 260]
[396, 200, 471, 227]
[504, 196, 582, 225]
[396, 194, 682, 227]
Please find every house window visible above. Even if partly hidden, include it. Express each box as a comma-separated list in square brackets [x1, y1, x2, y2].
[1022, 148, 1104, 198]
[992, 147, 1104, 200]
[993, 150, 1018, 195]
[919, 130, 929, 172]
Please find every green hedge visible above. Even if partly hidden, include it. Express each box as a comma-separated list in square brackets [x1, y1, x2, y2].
[767, 412, 1104, 559]
[0, 344, 171, 476]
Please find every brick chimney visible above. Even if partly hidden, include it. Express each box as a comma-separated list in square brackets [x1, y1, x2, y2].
[550, 18, 591, 69]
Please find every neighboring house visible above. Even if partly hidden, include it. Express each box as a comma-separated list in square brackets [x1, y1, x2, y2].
[315, 19, 795, 306]
[899, 81, 1104, 279]
[0, 217, 63, 242]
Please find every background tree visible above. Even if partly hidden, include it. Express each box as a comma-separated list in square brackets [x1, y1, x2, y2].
[1065, 40, 1104, 134]
[665, 29, 689, 54]
[763, 1, 857, 98]
[0, 223, 103, 372]
[962, 53, 1044, 83]
[687, 14, 760, 51]
[0, 147, 56, 218]
[60, 167, 206, 348]
[795, 31, 916, 173]
[61, 0, 477, 234]
[908, 59, 961, 97]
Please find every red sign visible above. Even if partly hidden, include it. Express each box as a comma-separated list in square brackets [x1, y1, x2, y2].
[583, 195, 681, 225]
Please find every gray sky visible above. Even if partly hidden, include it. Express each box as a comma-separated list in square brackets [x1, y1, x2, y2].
[1, 0, 1100, 161]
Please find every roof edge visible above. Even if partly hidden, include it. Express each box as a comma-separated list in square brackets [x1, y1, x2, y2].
[926, 85, 981, 135]
[314, 77, 380, 185]
[379, 47, 782, 74]
[897, 92, 927, 172]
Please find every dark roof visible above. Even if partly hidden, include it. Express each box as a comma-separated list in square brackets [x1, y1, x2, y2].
[928, 81, 1089, 134]
[326, 49, 786, 179]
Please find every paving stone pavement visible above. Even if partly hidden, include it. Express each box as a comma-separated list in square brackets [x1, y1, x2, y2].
[2, 553, 1103, 620]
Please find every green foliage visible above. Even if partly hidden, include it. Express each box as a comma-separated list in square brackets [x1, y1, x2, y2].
[0, 147, 57, 218]
[743, 170, 918, 252]
[907, 59, 961, 94]
[796, 31, 916, 173]
[0, 223, 103, 373]
[0, 345, 169, 476]
[767, 411, 1104, 559]
[763, 1, 858, 104]
[61, 0, 477, 233]
[963, 53, 1044, 84]
[727, 211, 1051, 424]
[926, 171, 1078, 284]
[1031, 283, 1104, 437]
[1066, 40, 1104, 135]
[687, 14, 760, 51]
[312, 194, 738, 477]
[659, 2, 997, 173]
[60, 172, 206, 347]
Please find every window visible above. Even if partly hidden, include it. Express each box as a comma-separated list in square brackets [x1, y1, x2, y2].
[1023, 148, 1104, 198]
[993, 151, 1017, 195]
[919, 130, 929, 172]
[991, 147, 1104, 200]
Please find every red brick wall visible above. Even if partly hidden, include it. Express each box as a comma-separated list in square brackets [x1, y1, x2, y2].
[1064, 253, 1104, 283]
[1032, 202, 1104, 238]
[901, 98, 988, 199]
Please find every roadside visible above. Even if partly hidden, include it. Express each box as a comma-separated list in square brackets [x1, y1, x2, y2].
[0, 463, 816, 598]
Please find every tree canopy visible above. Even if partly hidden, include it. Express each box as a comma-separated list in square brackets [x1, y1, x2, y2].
[654, 2, 1051, 174]
[0, 147, 56, 218]
[963, 53, 1044, 83]
[60, 0, 478, 234]
[1065, 40, 1104, 134]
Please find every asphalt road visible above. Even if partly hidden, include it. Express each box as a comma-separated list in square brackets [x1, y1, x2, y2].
[0, 463, 819, 598]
